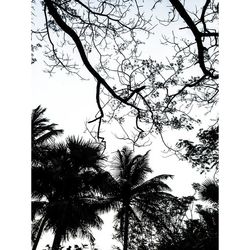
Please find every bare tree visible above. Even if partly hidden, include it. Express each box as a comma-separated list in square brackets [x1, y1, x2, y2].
[32, 0, 218, 148]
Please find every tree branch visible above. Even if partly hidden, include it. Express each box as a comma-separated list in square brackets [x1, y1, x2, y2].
[45, 0, 146, 138]
[169, 0, 218, 79]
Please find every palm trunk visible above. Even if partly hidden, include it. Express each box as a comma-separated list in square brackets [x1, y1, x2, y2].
[123, 204, 129, 250]
[52, 227, 63, 250]
[32, 216, 47, 250]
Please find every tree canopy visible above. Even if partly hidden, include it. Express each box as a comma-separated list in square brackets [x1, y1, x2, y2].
[32, 136, 108, 250]
[31, 0, 219, 249]
[32, 0, 218, 148]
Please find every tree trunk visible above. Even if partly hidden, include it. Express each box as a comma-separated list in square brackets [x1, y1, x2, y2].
[32, 216, 47, 250]
[123, 204, 129, 250]
[51, 227, 63, 250]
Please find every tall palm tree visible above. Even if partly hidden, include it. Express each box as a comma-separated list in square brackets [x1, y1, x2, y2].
[32, 136, 107, 250]
[197, 179, 218, 231]
[32, 105, 63, 164]
[32, 105, 63, 250]
[102, 147, 173, 250]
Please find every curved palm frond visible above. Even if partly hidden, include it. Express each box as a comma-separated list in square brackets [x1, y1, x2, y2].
[131, 174, 173, 195]
[129, 151, 152, 187]
[112, 147, 141, 181]
[32, 105, 63, 146]
[199, 179, 218, 205]
[32, 105, 63, 167]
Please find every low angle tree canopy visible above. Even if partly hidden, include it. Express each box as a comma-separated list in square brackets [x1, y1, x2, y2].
[31, 0, 219, 249]
[32, 0, 218, 148]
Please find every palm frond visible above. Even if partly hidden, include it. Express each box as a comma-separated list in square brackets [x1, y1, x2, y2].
[112, 147, 135, 181]
[66, 136, 105, 171]
[130, 150, 152, 187]
[199, 179, 218, 204]
[87, 169, 120, 196]
[94, 197, 121, 214]
[131, 174, 173, 195]
[32, 200, 48, 220]
[32, 105, 63, 146]
[32, 218, 44, 243]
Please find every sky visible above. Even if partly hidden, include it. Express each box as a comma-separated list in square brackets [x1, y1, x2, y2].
[30, 1, 217, 249]
[1, 1, 250, 250]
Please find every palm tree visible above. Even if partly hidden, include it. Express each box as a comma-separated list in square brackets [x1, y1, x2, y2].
[32, 105, 63, 164]
[197, 179, 218, 230]
[199, 179, 218, 205]
[32, 105, 63, 250]
[192, 179, 219, 250]
[102, 147, 173, 250]
[32, 136, 107, 250]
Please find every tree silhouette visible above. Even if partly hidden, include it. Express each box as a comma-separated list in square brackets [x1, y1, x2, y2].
[32, 105, 63, 250]
[122, 177, 219, 250]
[32, 105, 63, 165]
[177, 125, 219, 174]
[124, 194, 195, 249]
[181, 179, 218, 250]
[32, 136, 107, 250]
[101, 147, 173, 250]
[155, 179, 218, 250]
[196, 179, 218, 236]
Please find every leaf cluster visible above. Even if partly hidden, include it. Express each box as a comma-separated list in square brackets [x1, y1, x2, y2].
[176, 125, 218, 173]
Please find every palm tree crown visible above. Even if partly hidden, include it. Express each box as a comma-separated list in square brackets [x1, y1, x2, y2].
[199, 179, 218, 205]
[32, 105, 63, 164]
[104, 147, 173, 250]
[32, 136, 107, 250]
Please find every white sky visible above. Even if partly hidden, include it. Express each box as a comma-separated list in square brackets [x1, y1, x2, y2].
[1, 1, 250, 250]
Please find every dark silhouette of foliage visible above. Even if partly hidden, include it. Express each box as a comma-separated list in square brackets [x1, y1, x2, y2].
[32, 105, 64, 250]
[31, 0, 220, 232]
[177, 125, 218, 173]
[32, 136, 108, 250]
[117, 178, 218, 250]
[199, 179, 218, 205]
[116, 194, 195, 250]
[31, 121, 219, 250]
[181, 179, 218, 250]
[32, 105, 63, 165]
[104, 147, 173, 250]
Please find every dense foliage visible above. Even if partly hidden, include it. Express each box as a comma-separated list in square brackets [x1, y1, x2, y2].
[31, 105, 218, 250]
[177, 125, 219, 174]
[112, 180, 218, 250]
